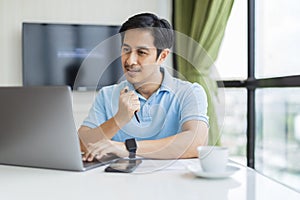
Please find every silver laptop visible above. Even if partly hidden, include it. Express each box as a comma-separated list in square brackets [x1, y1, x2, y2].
[0, 86, 119, 171]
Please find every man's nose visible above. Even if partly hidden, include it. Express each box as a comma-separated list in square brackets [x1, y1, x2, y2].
[127, 52, 138, 65]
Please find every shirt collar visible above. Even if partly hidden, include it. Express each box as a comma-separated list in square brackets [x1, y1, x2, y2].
[158, 67, 175, 93]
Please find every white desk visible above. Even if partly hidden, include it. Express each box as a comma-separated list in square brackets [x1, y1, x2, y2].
[0, 159, 299, 200]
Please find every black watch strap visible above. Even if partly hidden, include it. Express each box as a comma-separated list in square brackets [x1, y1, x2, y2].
[125, 138, 137, 159]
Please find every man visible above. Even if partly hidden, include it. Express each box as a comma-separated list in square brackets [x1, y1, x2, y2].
[79, 13, 209, 162]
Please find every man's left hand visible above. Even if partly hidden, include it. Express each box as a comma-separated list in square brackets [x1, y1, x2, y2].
[82, 139, 129, 162]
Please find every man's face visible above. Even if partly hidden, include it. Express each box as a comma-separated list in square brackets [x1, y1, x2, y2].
[121, 29, 163, 86]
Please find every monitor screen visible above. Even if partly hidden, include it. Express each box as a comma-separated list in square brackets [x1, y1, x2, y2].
[22, 22, 124, 90]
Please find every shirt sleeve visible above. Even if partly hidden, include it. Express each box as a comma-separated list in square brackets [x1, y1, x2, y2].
[81, 90, 108, 129]
[179, 83, 209, 128]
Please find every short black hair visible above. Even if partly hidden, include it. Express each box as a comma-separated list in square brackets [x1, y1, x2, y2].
[119, 13, 174, 59]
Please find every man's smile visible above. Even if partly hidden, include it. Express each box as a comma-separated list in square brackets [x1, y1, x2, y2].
[125, 67, 141, 76]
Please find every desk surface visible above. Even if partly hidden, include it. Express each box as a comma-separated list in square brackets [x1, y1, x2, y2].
[0, 159, 299, 200]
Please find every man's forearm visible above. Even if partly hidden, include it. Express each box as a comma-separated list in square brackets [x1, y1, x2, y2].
[136, 129, 208, 159]
[78, 116, 123, 146]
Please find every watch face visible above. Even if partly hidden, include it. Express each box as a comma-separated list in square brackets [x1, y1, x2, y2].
[125, 138, 137, 152]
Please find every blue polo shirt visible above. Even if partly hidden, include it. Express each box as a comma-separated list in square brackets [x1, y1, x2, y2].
[82, 67, 209, 142]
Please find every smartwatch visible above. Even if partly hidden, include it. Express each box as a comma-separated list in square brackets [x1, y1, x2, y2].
[125, 138, 137, 159]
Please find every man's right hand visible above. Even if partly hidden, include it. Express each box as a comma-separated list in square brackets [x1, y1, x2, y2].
[114, 87, 140, 127]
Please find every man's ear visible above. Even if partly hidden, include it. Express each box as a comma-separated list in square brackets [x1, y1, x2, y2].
[157, 49, 170, 64]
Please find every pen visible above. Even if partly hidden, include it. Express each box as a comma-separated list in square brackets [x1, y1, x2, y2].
[134, 111, 140, 123]
[124, 88, 140, 123]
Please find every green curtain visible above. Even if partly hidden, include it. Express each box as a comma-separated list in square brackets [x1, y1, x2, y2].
[173, 0, 234, 145]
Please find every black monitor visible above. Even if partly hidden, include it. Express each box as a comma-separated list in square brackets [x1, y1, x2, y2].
[22, 22, 124, 90]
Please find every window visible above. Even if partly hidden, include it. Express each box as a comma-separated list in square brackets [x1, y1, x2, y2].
[215, 0, 248, 165]
[254, 0, 300, 191]
[215, 0, 247, 80]
[256, 88, 300, 190]
[220, 88, 247, 165]
[216, 0, 300, 192]
[256, 0, 300, 78]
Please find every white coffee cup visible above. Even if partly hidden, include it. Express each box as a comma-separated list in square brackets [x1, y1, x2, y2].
[197, 146, 228, 173]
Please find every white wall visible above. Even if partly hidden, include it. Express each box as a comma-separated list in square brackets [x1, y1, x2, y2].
[0, 0, 172, 86]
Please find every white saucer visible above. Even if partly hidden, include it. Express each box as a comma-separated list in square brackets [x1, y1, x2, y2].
[187, 164, 240, 179]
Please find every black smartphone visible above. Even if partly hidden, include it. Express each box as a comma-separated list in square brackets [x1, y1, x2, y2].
[104, 158, 142, 173]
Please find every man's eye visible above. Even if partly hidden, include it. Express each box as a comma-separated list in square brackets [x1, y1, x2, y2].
[122, 48, 130, 53]
[138, 50, 147, 55]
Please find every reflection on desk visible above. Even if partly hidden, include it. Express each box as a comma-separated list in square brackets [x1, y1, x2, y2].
[0, 159, 299, 200]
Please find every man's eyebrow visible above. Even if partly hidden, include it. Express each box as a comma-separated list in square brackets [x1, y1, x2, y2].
[122, 44, 131, 48]
[122, 43, 153, 51]
[136, 46, 151, 51]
